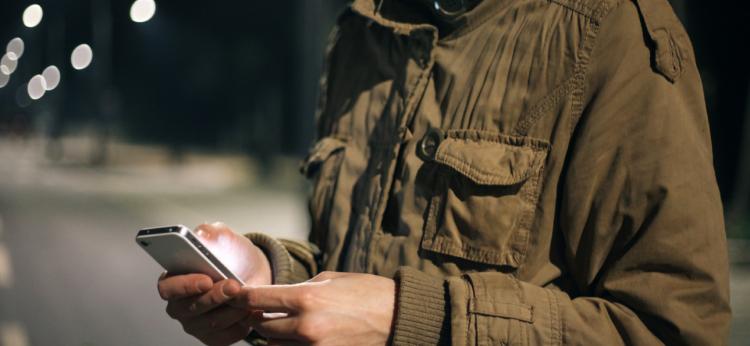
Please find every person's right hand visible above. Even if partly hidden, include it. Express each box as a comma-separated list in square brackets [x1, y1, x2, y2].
[156, 222, 273, 345]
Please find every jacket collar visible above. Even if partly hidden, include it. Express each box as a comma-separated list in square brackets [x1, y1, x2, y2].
[350, 0, 511, 39]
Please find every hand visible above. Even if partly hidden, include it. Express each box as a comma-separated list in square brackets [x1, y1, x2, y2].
[156, 222, 273, 345]
[230, 272, 395, 346]
[193, 222, 273, 286]
[158, 275, 251, 345]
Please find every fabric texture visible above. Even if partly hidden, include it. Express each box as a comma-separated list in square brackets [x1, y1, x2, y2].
[392, 266, 450, 345]
[249, 0, 731, 344]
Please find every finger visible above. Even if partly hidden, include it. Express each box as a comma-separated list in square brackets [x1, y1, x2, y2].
[193, 222, 231, 242]
[249, 315, 302, 341]
[189, 280, 243, 316]
[230, 285, 305, 312]
[307, 271, 345, 282]
[158, 273, 213, 300]
[199, 323, 252, 346]
[182, 306, 250, 335]
[166, 279, 242, 319]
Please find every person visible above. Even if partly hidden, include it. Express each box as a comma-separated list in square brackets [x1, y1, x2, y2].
[156, 0, 731, 344]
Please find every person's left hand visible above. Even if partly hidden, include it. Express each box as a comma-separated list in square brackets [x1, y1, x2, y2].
[228, 271, 395, 345]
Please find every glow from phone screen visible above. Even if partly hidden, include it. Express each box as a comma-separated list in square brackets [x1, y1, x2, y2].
[197, 230, 247, 284]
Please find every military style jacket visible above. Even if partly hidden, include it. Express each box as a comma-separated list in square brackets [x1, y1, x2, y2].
[248, 0, 731, 344]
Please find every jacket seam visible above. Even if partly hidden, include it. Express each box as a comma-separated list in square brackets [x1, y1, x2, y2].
[547, 288, 562, 346]
[513, 1, 618, 137]
[570, 0, 623, 134]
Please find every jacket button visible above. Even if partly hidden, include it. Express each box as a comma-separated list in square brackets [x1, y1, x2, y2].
[419, 128, 444, 161]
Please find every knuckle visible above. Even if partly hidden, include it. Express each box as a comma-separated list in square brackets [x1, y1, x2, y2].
[297, 288, 318, 310]
[195, 222, 213, 230]
[210, 221, 227, 230]
[207, 289, 224, 306]
[244, 290, 257, 306]
[316, 271, 334, 281]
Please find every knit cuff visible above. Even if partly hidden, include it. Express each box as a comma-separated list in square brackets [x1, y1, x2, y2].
[244, 233, 294, 285]
[392, 267, 450, 345]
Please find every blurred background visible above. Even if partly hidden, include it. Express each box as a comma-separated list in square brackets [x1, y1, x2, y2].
[0, 0, 748, 345]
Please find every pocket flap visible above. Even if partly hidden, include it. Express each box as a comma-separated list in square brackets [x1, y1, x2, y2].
[434, 130, 549, 185]
[469, 299, 534, 323]
[300, 137, 347, 178]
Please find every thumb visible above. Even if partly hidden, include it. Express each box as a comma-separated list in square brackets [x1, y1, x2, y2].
[194, 222, 230, 242]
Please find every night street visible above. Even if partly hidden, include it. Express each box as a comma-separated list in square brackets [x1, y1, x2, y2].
[0, 138, 308, 345]
[0, 137, 748, 345]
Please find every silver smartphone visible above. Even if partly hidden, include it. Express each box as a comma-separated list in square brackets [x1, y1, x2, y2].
[135, 225, 245, 286]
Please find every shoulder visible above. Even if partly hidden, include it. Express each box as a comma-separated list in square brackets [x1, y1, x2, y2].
[590, 0, 693, 83]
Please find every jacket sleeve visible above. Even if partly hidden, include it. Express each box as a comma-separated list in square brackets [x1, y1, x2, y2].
[244, 233, 318, 284]
[391, 2, 731, 345]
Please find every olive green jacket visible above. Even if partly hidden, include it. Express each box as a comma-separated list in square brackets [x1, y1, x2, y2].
[248, 0, 731, 344]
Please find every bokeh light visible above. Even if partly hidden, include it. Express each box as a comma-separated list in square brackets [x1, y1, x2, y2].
[27, 74, 47, 100]
[22, 4, 44, 28]
[0, 71, 9, 88]
[71, 44, 93, 70]
[0, 54, 18, 75]
[6, 38, 24, 59]
[42, 66, 61, 91]
[130, 0, 156, 23]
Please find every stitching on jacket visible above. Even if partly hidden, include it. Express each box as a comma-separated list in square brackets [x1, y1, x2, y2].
[514, 154, 546, 268]
[569, 0, 618, 134]
[437, 153, 535, 186]
[512, 1, 619, 137]
[427, 235, 519, 266]
[445, 130, 551, 150]
[512, 76, 577, 136]
[546, 288, 562, 346]
[363, 29, 437, 270]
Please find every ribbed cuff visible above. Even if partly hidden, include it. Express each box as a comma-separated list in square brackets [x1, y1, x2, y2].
[244, 233, 294, 284]
[278, 239, 319, 283]
[392, 267, 450, 345]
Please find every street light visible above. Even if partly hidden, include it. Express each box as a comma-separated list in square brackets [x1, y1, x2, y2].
[22, 4, 43, 28]
[42, 66, 60, 91]
[130, 0, 156, 23]
[71, 44, 93, 70]
[6, 38, 24, 59]
[27, 74, 46, 100]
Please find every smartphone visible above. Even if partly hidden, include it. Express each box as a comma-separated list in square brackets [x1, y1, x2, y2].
[135, 225, 245, 286]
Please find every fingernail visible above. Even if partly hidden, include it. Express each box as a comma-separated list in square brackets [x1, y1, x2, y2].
[222, 281, 240, 297]
[196, 228, 207, 237]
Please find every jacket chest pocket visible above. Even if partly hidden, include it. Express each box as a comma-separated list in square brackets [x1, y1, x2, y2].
[421, 130, 549, 268]
[300, 136, 347, 246]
